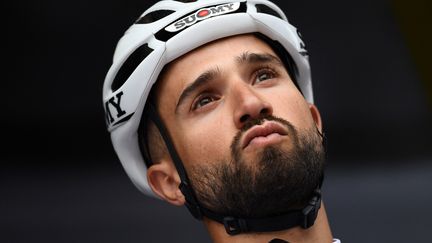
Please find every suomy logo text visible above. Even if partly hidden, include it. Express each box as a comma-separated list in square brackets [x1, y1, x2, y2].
[165, 2, 240, 32]
[105, 91, 126, 126]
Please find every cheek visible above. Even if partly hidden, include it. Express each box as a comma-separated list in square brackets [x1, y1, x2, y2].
[176, 113, 234, 167]
[266, 84, 314, 129]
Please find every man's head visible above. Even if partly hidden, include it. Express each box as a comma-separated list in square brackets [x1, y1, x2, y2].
[146, 34, 324, 218]
[103, 0, 324, 234]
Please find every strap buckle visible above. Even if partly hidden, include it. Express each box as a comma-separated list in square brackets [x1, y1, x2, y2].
[223, 217, 248, 235]
[301, 189, 322, 228]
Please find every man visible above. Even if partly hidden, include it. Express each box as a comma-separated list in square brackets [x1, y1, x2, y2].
[103, 0, 339, 242]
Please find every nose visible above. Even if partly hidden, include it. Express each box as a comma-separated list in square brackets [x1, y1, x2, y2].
[232, 84, 273, 129]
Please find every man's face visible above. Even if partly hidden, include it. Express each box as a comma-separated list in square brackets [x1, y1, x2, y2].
[154, 34, 324, 217]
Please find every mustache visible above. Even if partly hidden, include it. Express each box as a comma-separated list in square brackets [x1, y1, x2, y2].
[230, 114, 297, 154]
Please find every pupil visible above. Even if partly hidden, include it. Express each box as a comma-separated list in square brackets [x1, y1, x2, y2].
[201, 97, 211, 105]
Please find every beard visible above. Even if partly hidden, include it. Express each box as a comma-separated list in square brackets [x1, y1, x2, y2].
[188, 114, 325, 218]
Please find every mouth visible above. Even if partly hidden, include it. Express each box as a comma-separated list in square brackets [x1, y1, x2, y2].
[242, 121, 288, 150]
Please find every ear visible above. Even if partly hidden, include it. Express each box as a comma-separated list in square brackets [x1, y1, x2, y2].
[147, 159, 185, 206]
[308, 103, 323, 133]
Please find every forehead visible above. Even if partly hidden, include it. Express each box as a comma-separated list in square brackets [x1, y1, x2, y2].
[154, 34, 277, 106]
[169, 34, 275, 73]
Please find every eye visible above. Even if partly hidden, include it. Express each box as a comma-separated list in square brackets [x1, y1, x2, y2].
[254, 68, 277, 84]
[192, 94, 218, 110]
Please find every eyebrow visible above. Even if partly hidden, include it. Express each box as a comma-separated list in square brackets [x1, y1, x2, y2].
[175, 52, 283, 112]
[175, 67, 221, 113]
[236, 52, 283, 66]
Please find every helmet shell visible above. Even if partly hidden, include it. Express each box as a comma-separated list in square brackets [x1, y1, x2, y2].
[102, 0, 312, 197]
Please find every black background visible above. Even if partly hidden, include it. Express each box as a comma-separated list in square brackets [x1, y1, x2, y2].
[3, 0, 432, 242]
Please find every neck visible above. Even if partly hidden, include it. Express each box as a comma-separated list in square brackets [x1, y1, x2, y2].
[203, 202, 333, 243]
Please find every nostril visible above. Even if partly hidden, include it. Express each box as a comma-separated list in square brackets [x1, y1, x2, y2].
[240, 114, 250, 123]
[260, 108, 269, 115]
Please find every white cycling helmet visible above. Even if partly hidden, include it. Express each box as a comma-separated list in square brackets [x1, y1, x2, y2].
[102, 0, 312, 198]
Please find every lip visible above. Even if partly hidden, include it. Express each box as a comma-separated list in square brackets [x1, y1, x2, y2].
[241, 121, 288, 149]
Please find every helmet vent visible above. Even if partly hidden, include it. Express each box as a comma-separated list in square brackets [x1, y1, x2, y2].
[136, 10, 175, 24]
[255, 4, 282, 19]
[111, 43, 154, 91]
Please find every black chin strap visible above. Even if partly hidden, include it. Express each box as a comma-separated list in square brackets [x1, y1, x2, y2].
[201, 188, 322, 235]
[145, 104, 324, 235]
[146, 104, 203, 219]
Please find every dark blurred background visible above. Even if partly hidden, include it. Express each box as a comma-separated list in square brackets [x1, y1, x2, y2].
[2, 0, 432, 242]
